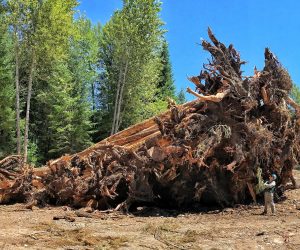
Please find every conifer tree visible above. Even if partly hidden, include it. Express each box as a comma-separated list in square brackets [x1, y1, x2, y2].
[5, 0, 78, 162]
[0, 8, 15, 157]
[177, 88, 187, 104]
[157, 40, 176, 99]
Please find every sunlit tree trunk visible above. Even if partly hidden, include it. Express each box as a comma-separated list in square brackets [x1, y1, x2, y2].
[14, 28, 21, 155]
[111, 63, 124, 135]
[23, 50, 35, 163]
[116, 59, 129, 132]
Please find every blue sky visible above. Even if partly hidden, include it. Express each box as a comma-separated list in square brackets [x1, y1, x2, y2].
[78, 0, 300, 99]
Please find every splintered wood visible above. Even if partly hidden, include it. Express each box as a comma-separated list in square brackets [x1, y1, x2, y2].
[1, 28, 300, 211]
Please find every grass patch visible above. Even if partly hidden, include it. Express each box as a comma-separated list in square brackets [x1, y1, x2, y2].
[142, 222, 157, 234]
[179, 230, 198, 244]
[142, 220, 199, 249]
[95, 236, 129, 250]
[142, 219, 179, 234]
[32, 222, 129, 249]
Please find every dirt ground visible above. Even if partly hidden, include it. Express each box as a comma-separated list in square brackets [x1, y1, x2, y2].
[0, 171, 300, 250]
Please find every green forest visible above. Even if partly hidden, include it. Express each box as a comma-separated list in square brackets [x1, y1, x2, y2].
[0, 0, 186, 164]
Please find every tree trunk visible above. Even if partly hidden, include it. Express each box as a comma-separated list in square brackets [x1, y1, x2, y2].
[91, 82, 96, 112]
[14, 29, 21, 155]
[115, 59, 129, 132]
[111, 63, 124, 135]
[23, 50, 36, 163]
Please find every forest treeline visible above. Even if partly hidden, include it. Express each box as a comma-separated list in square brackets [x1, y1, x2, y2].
[0, 0, 186, 164]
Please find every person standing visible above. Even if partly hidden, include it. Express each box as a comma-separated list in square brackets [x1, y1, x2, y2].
[262, 174, 277, 215]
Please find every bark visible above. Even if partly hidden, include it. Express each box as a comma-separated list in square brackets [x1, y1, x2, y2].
[14, 29, 21, 155]
[23, 50, 36, 163]
[111, 62, 124, 135]
[91, 82, 96, 112]
[115, 59, 129, 132]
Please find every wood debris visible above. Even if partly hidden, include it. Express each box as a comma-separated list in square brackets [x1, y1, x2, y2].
[1, 28, 299, 211]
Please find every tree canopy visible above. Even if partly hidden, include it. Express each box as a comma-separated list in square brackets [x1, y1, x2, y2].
[0, 0, 180, 164]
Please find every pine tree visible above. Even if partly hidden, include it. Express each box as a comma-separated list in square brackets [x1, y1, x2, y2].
[3, 0, 81, 162]
[34, 16, 100, 160]
[0, 8, 15, 158]
[177, 88, 187, 104]
[67, 17, 100, 151]
[157, 40, 176, 99]
[47, 62, 75, 158]
[30, 0, 91, 161]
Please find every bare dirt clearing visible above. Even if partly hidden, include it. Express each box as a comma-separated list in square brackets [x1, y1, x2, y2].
[0, 170, 300, 250]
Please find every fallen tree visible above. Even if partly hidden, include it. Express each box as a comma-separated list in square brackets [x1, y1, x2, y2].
[1, 28, 300, 210]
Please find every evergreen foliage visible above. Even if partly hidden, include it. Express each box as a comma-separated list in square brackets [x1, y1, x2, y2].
[0, 0, 178, 163]
[0, 10, 15, 158]
[292, 84, 300, 104]
[176, 88, 187, 104]
[157, 40, 176, 99]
